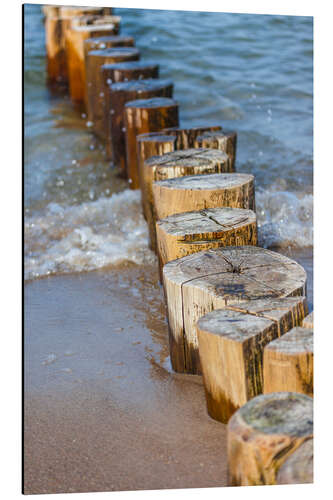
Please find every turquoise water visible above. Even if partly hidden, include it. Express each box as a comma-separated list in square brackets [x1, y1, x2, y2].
[24, 5, 313, 280]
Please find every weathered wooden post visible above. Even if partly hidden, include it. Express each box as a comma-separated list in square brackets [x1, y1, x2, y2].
[85, 47, 140, 139]
[137, 133, 176, 216]
[277, 438, 313, 484]
[124, 98, 180, 190]
[196, 297, 307, 423]
[44, 7, 117, 85]
[163, 246, 307, 374]
[227, 392, 313, 486]
[66, 23, 118, 104]
[153, 173, 255, 223]
[162, 125, 222, 149]
[263, 326, 313, 396]
[195, 130, 238, 171]
[84, 37, 135, 110]
[100, 63, 160, 160]
[156, 207, 257, 277]
[107, 79, 174, 171]
[303, 311, 313, 328]
[143, 149, 230, 251]
[42, 5, 59, 21]
[45, 14, 69, 84]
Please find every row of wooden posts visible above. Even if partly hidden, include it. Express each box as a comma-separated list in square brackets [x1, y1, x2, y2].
[43, 5, 313, 487]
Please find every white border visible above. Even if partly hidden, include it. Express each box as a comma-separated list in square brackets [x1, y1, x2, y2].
[3, 0, 331, 499]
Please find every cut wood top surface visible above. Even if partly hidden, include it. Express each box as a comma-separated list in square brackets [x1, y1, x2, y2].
[235, 392, 313, 437]
[164, 125, 222, 134]
[196, 130, 236, 141]
[84, 36, 134, 51]
[109, 78, 173, 92]
[224, 297, 308, 323]
[198, 309, 274, 343]
[164, 246, 307, 298]
[137, 133, 177, 144]
[145, 148, 229, 168]
[153, 173, 253, 190]
[197, 297, 307, 342]
[157, 207, 256, 237]
[102, 60, 158, 74]
[125, 97, 178, 109]
[71, 24, 117, 33]
[87, 47, 140, 60]
[265, 326, 313, 354]
[71, 15, 120, 27]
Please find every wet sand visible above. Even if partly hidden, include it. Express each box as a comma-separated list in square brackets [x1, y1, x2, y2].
[24, 249, 312, 495]
[24, 264, 228, 494]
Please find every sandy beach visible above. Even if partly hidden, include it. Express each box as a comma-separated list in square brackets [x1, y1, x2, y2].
[24, 263, 230, 494]
[24, 247, 312, 494]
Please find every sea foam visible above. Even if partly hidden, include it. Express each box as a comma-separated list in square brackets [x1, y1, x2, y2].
[25, 190, 156, 280]
[25, 187, 312, 281]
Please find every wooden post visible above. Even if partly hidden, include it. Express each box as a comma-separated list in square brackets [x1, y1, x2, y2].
[42, 5, 59, 20]
[101, 63, 159, 161]
[45, 15, 69, 84]
[153, 173, 256, 223]
[227, 392, 313, 486]
[195, 130, 238, 171]
[163, 246, 307, 374]
[44, 9, 117, 85]
[137, 133, 176, 217]
[107, 79, 174, 171]
[85, 47, 140, 139]
[156, 207, 258, 278]
[124, 98, 179, 190]
[277, 438, 313, 485]
[84, 37, 136, 112]
[162, 125, 222, 149]
[302, 311, 313, 329]
[196, 297, 307, 423]
[66, 24, 118, 104]
[263, 326, 313, 396]
[143, 149, 231, 252]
